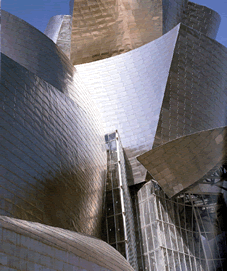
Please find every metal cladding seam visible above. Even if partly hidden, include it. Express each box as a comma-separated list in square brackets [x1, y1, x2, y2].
[1, 10, 107, 238]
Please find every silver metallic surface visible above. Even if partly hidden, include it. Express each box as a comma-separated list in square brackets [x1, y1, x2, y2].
[1, 10, 107, 237]
[45, 15, 72, 58]
[153, 23, 227, 148]
[0, 215, 134, 271]
[44, 15, 66, 43]
[76, 25, 180, 186]
[137, 127, 227, 197]
[182, 1, 221, 39]
[70, 0, 187, 64]
[2, 10, 74, 92]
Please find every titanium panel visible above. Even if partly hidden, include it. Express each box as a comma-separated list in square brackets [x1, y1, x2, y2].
[0, 216, 134, 271]
[153, 23, 227, 148]
[44, 15, 66, 43]
[137, 127, 227, 197]
[1, 10, 74, 93]
[70, 0, 187, 64]
[163, 0, 187, 34]
[45, 15, 72, 58]
[75, 25, 180, 185]
[1, 53, 106, 237]
[182, 1, 221, 39]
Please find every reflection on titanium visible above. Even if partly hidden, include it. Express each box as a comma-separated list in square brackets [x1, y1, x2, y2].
[1, 1, 227, 270]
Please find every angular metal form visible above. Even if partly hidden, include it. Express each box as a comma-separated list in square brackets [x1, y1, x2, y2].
[153, 24, 227, 148]
[1, 1, 227, 270]
[138, 127, 227, 197]
[76, 24, 180, 185]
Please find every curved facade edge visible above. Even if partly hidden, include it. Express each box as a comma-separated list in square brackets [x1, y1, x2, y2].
[70, 0, 186, 65]
[182, 1, 221, 39]
[75, 24, 181, 185]
[0, 215, 134, 271]
[137, 126, 227, 198]
[1, 52, 106, 237]
[1, 10, 74, 93]
[153, 23, 227, 148]
[44, 15, 65, 43]
[45, 15, 72, 58]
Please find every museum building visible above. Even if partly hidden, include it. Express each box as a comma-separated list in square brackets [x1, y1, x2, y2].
[1, 0, 227, 270]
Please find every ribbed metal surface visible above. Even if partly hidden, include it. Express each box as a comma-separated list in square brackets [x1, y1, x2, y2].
[0, 216, 134, 271]
[138, 127, 227, 197]
[182, 1, 221, 39]
[76, 25, 180, 185]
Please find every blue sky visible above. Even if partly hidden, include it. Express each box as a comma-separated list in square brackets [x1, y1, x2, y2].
[3, 0, 227, 47]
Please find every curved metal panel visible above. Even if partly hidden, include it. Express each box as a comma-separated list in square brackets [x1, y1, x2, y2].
[45, 15, 72, 58]
[0, 216, 134, 271]
[153, 23, 227, 148]
[76, 25, 180, 185]
[138, 126, 227, 197]
[44, 15, 65, 43]
[1, 53, 106, 237]
[182, 1, 221, 39]
[1, 10, 74, 93]
[163, 0, 188, 34]
[70, 0, 186, 65]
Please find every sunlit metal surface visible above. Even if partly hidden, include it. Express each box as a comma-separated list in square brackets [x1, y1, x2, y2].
[76, 22, 227, 186]
[137, 127, 227, 197]
[70, 0, 187, 64]
[1, 9, 107, 237]
[153, 24, 227, 148]
[76, 25, 180, 186]
[182, 1, 221, 39]
[0, 216, 134, 271]
[44, 15, 72, 58]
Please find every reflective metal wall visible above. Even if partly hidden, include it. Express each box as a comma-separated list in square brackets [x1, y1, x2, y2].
[70, 0, 187, 64]
[0, 215, 134, 271]
[44, 15, 72, 58]
[138, 127, 227, 197]
[1, 53, 106, 237]
[182, 1, 221, 39]
[76, 25, 180, 186]
[153, 23, 227, 148]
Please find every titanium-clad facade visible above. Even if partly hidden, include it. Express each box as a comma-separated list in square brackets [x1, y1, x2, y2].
[1, 0, 227, 270]
[0, 216, 134, 271]
[76, 25, 180, 185]
[138, 127, 227, 197]
[70, 0, 187, 65]
[1, 10, 107, 238]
